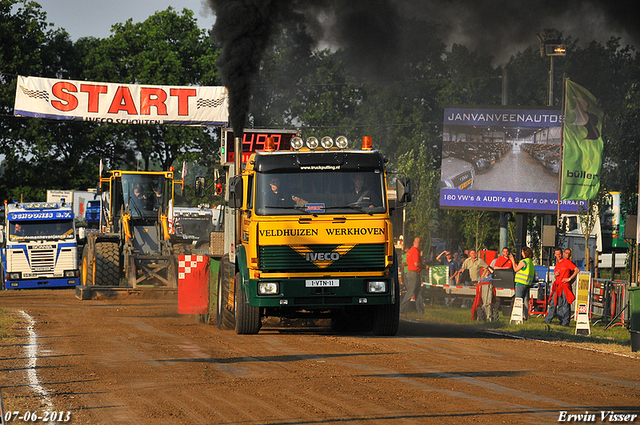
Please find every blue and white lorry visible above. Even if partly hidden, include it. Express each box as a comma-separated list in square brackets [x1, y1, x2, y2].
[1, 201, 80, 289]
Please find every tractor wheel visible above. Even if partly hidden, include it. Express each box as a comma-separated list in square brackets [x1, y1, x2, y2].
[216, 256, 235, 330]
[173, 243, 189, 257]
[94, 242, 120, 286]
[81, 244, 94, 286]
[234, 272, 261, 334]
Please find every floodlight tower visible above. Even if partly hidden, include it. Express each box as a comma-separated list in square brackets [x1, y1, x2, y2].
[537, 29, 566, 106]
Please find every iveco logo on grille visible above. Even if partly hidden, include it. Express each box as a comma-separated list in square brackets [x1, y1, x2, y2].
[306, 252, 340, 262]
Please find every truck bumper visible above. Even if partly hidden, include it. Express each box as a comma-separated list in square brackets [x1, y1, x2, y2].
[247, 277, 394, 308]
[4, 277, 80, 289]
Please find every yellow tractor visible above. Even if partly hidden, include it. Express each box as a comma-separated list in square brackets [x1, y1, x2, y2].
[79, 170, 183, 293]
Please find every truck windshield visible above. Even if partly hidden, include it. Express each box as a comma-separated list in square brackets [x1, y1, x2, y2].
[122, 174, 168, 219]
[255, 171, 386, 215]
[10, 219, 74, 241]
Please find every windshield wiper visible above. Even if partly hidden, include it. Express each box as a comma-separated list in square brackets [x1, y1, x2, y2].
[325, 205, 369, 214]
[264, 205, 317, 215]
[128, 196, 144, 218]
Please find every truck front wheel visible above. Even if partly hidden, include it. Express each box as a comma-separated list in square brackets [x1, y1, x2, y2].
[234, 272, 260, 334]
[216, 257, 235, 330]
[372, 278, 400, 336]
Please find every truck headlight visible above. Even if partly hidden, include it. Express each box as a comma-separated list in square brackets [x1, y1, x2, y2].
[291, 137, 304, 150]
[335, 136, 349, 149]
[306, 137, 319, 149]
[320, 136, 333, 149]
[258, 282, 279, 295]
[64, 269, 79, 277]
[8, 272, 21, 280]
[367, 280, 387, 293]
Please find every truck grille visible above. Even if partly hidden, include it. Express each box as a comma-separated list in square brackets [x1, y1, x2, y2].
[259, 244, 386, 272]
[29, 248, 55, 271]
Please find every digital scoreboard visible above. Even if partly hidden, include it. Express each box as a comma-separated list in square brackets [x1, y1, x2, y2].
[221, 129, 299, 165]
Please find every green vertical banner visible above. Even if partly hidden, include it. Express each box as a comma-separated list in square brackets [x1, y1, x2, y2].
[561, 80, 603, 200]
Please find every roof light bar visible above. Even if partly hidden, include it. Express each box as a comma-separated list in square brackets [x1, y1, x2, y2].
[306, 137, 319, 149]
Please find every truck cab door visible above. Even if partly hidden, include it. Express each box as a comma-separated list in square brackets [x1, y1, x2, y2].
[229, 176, 243, 209]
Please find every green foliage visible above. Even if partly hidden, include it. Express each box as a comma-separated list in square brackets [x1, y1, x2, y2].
[0, 5, 221, 203]
[414, 305, 631, 347]
[396, 139, 441, 255]
[437, 44, 502, 106]
[458, 210, 501, 252]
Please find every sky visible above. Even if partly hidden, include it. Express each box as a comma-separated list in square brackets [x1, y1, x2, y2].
[34, 0, 215, 40]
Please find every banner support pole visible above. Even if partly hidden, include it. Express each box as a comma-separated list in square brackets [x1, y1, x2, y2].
[557, 77, 568, 230]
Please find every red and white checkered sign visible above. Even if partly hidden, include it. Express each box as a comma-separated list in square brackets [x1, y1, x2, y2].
[177, 255, 210, 315]
[178, 255, 206, 280]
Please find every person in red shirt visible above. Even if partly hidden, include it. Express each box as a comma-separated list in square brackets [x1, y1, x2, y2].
[491, 247, 514, 269]
[545, 248, 579, 326]
[400, 237, 425, 314]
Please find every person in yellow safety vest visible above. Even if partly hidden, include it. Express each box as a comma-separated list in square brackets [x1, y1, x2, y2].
[510, 246, 535, 320]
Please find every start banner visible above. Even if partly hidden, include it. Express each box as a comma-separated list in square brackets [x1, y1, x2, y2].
[14, 75, 229, 126]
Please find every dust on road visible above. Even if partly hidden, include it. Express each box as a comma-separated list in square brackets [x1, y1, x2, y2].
[1, 290, 638, 424]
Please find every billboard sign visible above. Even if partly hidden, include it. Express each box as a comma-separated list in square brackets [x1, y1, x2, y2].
[440, 106, 586, 213]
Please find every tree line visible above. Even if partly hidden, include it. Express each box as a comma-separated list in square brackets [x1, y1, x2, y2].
[1, 0, 639, 252]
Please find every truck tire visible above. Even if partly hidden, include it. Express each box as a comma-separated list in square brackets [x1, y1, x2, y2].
[216, 257, 235, 330]
[94, 242, 120, 286]
[372, 277, 400, 336]
[234, 272, 260, 334]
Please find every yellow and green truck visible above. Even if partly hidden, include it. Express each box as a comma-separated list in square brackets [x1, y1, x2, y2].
[215, 129, 410, 335]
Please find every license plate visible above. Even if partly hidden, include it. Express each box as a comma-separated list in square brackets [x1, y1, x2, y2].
[459, 179, 472, 189]
[306, 279, 339, 287]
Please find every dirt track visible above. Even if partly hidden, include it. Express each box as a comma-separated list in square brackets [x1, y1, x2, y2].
[1, 289, 639, 424]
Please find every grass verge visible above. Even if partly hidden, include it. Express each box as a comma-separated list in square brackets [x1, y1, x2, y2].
[404, 305, 635, 354]
[0, 307, 16, 339]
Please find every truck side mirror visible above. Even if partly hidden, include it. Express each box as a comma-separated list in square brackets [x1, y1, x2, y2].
[396, 177, 412, 203]
[229, 176, 243, 209]
[195, 176, 205, 197]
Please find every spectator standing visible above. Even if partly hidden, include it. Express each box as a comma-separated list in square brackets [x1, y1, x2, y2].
[491, 248, 514, 269]
[400, 245, 410, 291]
[472, 266, 499, 322]
[401, 237, 425, 314]
[436, 250, 460, 281]
[453, 249, 488, 286]
[545, 248, 579, 326]
[510, 246, 535, 320]
[436, 250, 461, 306]
[452, 251, 462, 267]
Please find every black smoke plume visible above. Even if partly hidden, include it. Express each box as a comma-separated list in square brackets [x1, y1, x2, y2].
[208, 0, 639, 136]
[210, 0, 279, 138]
